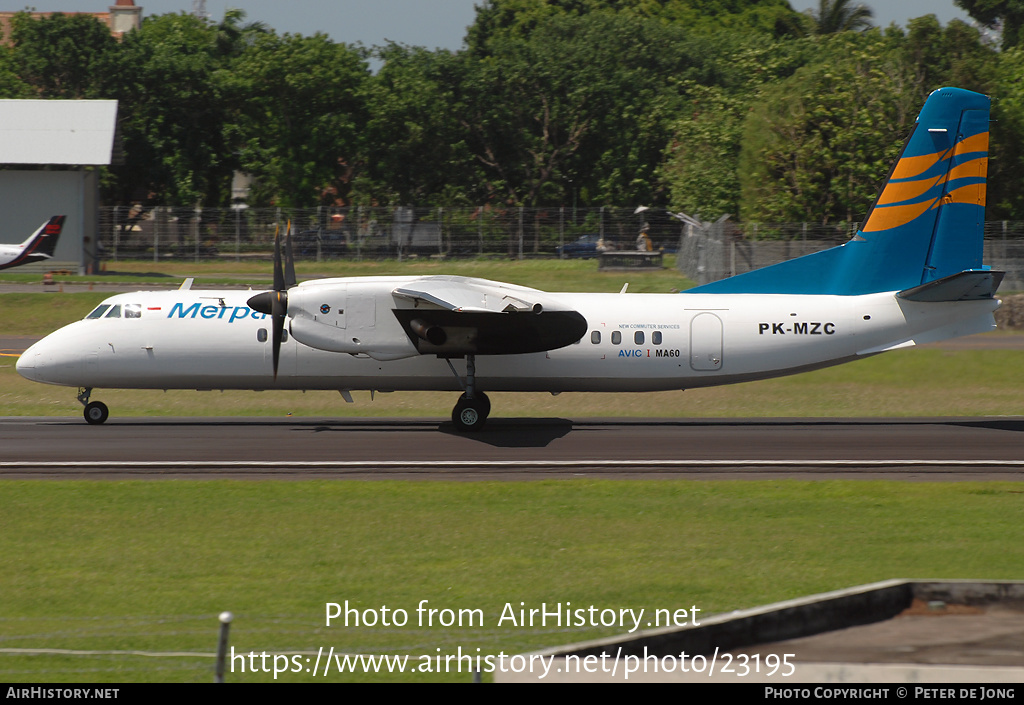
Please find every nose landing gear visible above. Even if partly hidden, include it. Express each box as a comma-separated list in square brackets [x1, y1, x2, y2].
[78, 387, 109, 425]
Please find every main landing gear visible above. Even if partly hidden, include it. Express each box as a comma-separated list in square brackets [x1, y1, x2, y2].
[78, 387, 109, 425]
[446, 355, 490, 432]
[453, 391, 490, 432]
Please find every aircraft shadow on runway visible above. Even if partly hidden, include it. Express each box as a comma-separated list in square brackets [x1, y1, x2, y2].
[947, 419, 1024, 434]
[438, 418, 574, 447]
[281, 417, 574, 448]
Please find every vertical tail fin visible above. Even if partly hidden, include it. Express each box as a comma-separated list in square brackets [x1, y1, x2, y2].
[686, 87, 991, 296]
[31, 215, 66, 258]
[843, 87, 989, 292]
[2, 216, 66, 270]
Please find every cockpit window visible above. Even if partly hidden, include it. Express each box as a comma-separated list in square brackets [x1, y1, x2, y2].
[125, 304, 142, 319]
[86, 304, 110, 319]
[104, 305, 122, 319]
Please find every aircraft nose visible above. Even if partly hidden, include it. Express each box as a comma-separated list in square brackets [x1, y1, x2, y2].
[16, 340, 44, 381]
[17, 336, 79, 384]
[15, 342, 38, 379]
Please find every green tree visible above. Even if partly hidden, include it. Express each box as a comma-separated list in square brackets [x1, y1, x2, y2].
[659, 83, 745, 220]
[458, 12, 718, 206]
[106, 13, 235, 205]
[466, 0, 805, 54]
[360, 44, 478, 206]
[8, 11, 117, 98]
[213, 7, 271, 59]
[988, 48, 1024, 218]
[954, 0, 1024, 49]
[0, 43, 32, 98]
[626, 0, 808, 37]
[659, 36, 818, 220]
[738, 32, 916, 224]
[804, 0, 873, 34]
[735, 19, 998, 225]
[226, 32, 369, 207]
[900, 15, 995, 101]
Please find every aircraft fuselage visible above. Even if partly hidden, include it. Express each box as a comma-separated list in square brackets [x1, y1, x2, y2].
[17, 281, 998, 395]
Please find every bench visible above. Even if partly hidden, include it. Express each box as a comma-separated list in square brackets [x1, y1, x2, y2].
[598, 250, 663, 270]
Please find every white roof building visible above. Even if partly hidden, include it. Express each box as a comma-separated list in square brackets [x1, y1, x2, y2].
[0, 99, 119, 274]
[0, 99, 118, 165]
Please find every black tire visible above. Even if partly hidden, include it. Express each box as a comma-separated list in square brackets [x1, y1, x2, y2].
[458, 391, 490, 418]
[84, 401, 109, 425]
[452, 397, 488, 432]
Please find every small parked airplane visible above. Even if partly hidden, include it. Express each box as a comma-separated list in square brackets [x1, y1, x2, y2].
[18, 88, 1000, 431]
[0, 216, 65, 271]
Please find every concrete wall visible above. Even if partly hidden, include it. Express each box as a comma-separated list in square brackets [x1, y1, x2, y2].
[0, 170, 97, 274]
[497, 580, 1024, 683]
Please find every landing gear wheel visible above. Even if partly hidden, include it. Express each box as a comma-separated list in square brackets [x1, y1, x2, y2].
[452, 395, 489, 432]
[83, 401, 109, 425]
[460, 391, 490, 418]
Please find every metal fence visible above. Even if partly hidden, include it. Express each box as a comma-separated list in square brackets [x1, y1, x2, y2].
[97, 206, 1024, 290]
[676, 219, 1024, 291]
[677, 220, 855, 286]
[98, 205, 671, 263]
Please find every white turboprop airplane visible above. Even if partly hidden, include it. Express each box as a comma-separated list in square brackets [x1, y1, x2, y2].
[18, 88, 1001, 431]
[0, 216, 65, 271]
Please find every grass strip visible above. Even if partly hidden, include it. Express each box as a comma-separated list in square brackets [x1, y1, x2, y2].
[1, 479, 1022, 682]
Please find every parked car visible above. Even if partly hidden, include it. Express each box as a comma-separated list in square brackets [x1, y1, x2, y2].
[293, 228, 348, 257]
[557, 233, 602, 259]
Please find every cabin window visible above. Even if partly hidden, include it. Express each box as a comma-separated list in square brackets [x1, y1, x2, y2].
[125, 304, 142, 319]
[653, 331, 663, 345]
[634, 331, 644, 345]
[104, 305, 122, 319]
[611, 331, 621, 345]
[256, 328, 287, 341]
[86, 304, 110, 319]
[591, 331, 601, 344]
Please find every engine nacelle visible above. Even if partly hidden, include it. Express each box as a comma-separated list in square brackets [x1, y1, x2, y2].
[289, 315, 419, 360]
[286, 284, 420, 360]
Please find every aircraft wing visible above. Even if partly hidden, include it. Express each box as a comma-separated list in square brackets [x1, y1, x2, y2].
[393, 275, 551, 313]
[391, 276, 588, 355]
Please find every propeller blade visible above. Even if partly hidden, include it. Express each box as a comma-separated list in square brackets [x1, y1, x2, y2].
[272, 224, 285, 293]
[284, 220, 297, 289]
[271, 289, 286, 381]
[257, 222, 291, 381]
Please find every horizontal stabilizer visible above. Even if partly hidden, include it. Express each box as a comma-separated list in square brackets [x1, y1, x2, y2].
[897, 270, 1003, 302]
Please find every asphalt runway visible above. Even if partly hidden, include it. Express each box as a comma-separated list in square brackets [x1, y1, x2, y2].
[6, 329, 1024, 481]
[3, 416, 1024, 480]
